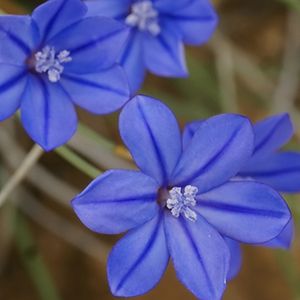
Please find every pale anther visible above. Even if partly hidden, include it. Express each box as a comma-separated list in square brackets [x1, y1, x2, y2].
[166, 185, 198, 222]
[34, 46, 72, 83]
[125, 1, 161, 36]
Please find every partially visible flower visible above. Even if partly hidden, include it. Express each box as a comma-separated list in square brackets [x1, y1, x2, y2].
[0, 0, 130, 150]
[84, 0, 218, 91]
[184, 113, 300, 278]
[72, 96, 290, 299]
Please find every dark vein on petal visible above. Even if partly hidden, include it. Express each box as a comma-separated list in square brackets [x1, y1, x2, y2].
[0, 70, 27, 94]
[183, 125, 195, 147]
[115, 216, 162, 293]
[35, 77, 49, 147]
[76, 193, 156, 205]
[239, 167, 300, 178]
[197, 200, 285, 218]
[254, 117, 287, 153]
[161, 13, 215, 22]
[179, 218, 215, 296]
[179, 124, 243, 186]
[69, 28, 126, 54]
[62, 73, 128, 97]
[119, 30, 136, 65]
[0, 26, 31, 55]
[42, 0, 67, 42]
[156, 34, 178, 64]
[137, 101, 168, 185]
[153, 0, 193, 10]
[115, 12, 128, 21]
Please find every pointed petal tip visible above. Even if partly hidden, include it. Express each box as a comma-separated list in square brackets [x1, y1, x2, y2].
[119, 95, 182, 185]
[28, 120, 77, 152]
[198, 181, 291, 244]
[71, 169, 160, 234]
[171, 113, 254, 191]
[253, 112, 294, 155]
[165, 214, 229, 300]
[62, 64, 130, 115]
[20, 77, 78, 152]
[224, 238, 242, 281]
[260, 217, 294, 249]
[32, 0, 88, 42]
[107, 214, 168, 297]
[272, 112, 294, 132]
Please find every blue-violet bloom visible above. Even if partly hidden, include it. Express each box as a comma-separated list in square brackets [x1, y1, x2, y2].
[72, 96, 290, 300]
[184, 113, 299, 279]
[0, 0, 130, 150]
[84, 0, 218, 91]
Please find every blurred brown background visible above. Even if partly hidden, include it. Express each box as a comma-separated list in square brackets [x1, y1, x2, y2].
[1, 0, 300, 299]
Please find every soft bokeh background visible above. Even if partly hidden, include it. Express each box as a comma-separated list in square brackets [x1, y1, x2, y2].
[1, 0, 300, 299]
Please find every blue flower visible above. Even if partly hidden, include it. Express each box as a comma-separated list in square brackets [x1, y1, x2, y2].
[72, 96, 290, 299]
[84, 0, 218, 91]
[0, 0, 130, 151]
[184, 113, 300, 279]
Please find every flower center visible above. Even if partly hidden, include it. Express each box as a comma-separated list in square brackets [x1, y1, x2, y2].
[125, 0, 161, 36]
[166, 185, 198, 222]
[34, 46, 72, 83]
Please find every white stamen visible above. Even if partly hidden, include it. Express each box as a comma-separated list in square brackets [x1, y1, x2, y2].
[34, 46, 72, 83]
[166, 185, 198, 222]
[125, 1, 161, 36]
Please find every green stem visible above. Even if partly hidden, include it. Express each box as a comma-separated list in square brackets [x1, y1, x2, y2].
[78, 122, 114, 150]
[14, 212, 62, 300]
[55, 146, 101, 179]
[0, 144, 44, 208]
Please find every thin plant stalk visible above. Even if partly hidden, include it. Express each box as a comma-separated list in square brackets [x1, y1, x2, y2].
[0, 144, 44, 208]
[55, 146, 101, 179]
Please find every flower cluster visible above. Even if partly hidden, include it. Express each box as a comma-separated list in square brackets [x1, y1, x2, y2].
[184, 112, 300, 278]
[0, 0, 130, 150]
[0, 1, 299, 300]
[84, 0, 218, 91]
[73, 96, 292, 299]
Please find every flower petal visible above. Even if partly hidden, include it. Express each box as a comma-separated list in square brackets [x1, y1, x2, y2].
[0, 16, 38, 65]
[144, 23, 188, 77]
[49, 17, 129, 73]
[61, 65, 129, 114]
[119, 30, 146, 93]
[171, 114, 253, 193]
[197, 181, 291, 243]
[261, 219, 294, 249]
[182, 120, 204, 149]
[165, 213, 229, 300]
[253, 113, 293, 156]
[72, 170, 160, 234]
[107, 213, 168, 297]
[32, 0, 87, 42]
[161, 0, 218, 45]
[154, 0, 195, 12]
[85, 0, 131, 19]
[224, 237, 242, 281]
[20, 76, 77, 151]
[239, 152, 300, 193]
[119, 96, 182, 186]
[0, 64, 27, 121]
